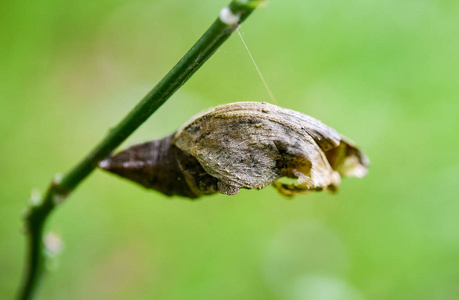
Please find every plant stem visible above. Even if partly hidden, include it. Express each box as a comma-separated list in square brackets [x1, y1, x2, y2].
[18, 1, 262, 299]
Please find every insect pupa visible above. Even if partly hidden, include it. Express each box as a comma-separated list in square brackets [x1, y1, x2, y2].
[99, 102, 369, 198]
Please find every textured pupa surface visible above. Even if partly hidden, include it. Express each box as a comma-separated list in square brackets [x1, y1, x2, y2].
[100, 102, 369, 198]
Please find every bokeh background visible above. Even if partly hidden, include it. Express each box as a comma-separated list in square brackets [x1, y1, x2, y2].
[1, 0, 458, 299]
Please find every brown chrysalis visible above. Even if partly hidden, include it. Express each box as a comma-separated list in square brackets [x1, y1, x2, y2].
[99, 102, 369, 198]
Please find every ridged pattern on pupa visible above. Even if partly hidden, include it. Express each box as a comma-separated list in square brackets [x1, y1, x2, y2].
[172, 102, 368, 196]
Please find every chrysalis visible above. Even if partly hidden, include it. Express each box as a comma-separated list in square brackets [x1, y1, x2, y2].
[99, 102, 369, 198]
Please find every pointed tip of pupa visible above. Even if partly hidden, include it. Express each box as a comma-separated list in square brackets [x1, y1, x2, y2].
[98, 158, 112, 170]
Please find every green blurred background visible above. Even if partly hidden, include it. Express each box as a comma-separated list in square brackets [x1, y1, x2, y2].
[1, 0, 458, 299]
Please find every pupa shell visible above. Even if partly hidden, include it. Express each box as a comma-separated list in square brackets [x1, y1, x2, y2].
[100, 102, 369, 198]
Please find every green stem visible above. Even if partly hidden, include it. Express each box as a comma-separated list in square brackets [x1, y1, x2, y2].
[18, 1, 263, 299]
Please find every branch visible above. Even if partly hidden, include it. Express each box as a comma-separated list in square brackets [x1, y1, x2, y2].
[18, 1, 263, 299]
